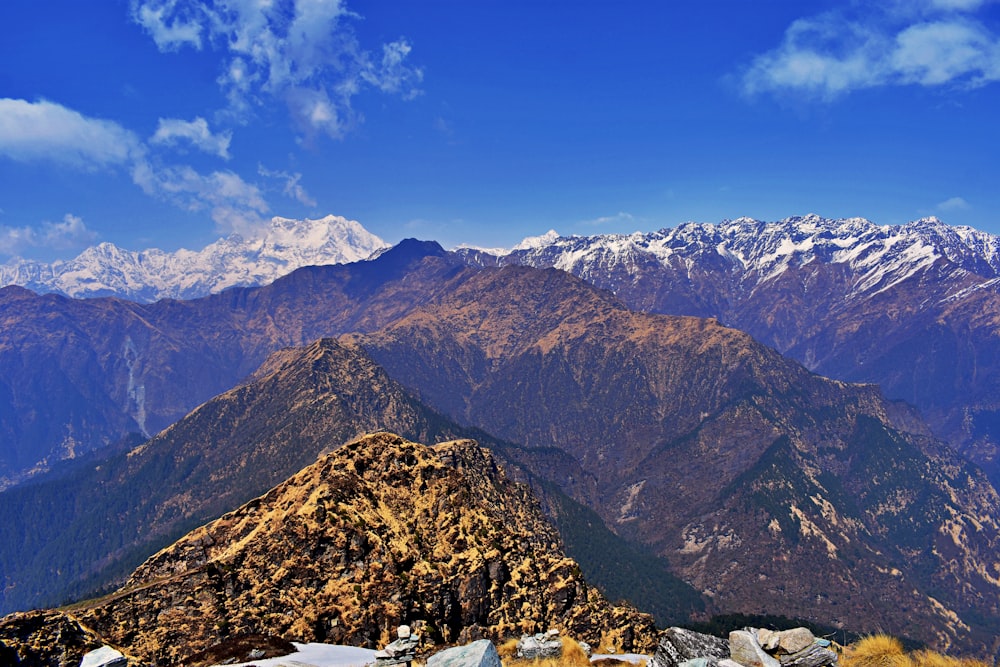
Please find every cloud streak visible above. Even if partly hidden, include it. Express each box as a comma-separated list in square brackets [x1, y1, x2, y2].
[0, 98, 141, 169]
[151, 117, 231, 159]
[0, 214, 99, 257]
[0, 98, 273, 244]
[130, 0, 423, 139]
[741, 4, 1000, 99]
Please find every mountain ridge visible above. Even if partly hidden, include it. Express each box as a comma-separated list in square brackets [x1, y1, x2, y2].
[0, 214, 388, 302]
[456, 214, 1000, 483]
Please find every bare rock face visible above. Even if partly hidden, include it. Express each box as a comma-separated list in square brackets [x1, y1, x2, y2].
[427, 639, 502, 667]
[0, 609, 117, 667]
[650, 626, 730, 667]
[73, 433, 656, 664]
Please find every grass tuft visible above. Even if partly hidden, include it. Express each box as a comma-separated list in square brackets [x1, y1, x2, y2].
[498, 636, 594, 667]
[842, 635, 991, 667]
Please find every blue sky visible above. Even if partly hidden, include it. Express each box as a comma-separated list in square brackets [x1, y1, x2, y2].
[1, 0, 999, 261]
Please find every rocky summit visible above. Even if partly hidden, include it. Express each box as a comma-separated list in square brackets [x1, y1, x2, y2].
[67, 432, 656, 665]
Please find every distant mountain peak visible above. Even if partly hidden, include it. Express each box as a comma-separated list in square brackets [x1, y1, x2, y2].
[0, 214, 389, 303]
[513, 229, 561, 251]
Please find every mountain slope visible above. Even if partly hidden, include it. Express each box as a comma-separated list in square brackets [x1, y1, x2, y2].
[0, 238, 458, 488]
[461, 215, 1000, 483]
[348, 264, 1000, 656]
[0, 337, 464, 613]
[70, 433, 657, 665]
[0, 214, 388, 302]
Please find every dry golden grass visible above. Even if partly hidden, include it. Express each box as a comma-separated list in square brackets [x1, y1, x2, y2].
[841, 635, 992, 667]
[498, 636, 595, 667]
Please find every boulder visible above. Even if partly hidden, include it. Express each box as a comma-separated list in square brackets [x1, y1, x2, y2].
[756, 630, 780, 652]
[778, 643, 838, 667]
[427, 639, 501, 667]
[773, 629, 815, 655]
[729, 630, 780, 667]
[651, 627, 730, 667]
[80, 645, 128, 667]
[516, 630, 563, 660]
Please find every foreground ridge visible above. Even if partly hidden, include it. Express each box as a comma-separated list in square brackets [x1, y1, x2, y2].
[35, 432, 655, 665]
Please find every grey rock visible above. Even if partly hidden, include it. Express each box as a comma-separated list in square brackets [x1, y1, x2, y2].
[776, 629, 816, 655]
[651, 627, 730, 667]
[729, 630, 781, 667]
[679, 658, 715, 667]
[756, 629, 780, 652]
[779, 644, 838, 667]
[375, 636, 420, 666]
[80, 645, 128, 667]
[517, 632, 563, 660]
[427, 639, 501, 667]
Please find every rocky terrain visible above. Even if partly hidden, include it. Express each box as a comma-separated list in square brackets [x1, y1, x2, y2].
[0, 337, 468, 613]
[58, 433, 655, 665]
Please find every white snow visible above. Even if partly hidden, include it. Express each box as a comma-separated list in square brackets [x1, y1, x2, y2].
[513, 229, 561, 251]
[0, 214, 388, 302]
[211, 643, 377, 667]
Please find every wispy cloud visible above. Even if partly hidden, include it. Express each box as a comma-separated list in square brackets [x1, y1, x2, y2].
[0, 98, 142, 169]
[132, 163, 270, 236]
[741, 3, 1000, 99]
[150, 117, 231, 159]
[0, 98, 272, 241]
[0, 214, 99, 257]
[130, 0, 423, 139]
[581, 211, 637, 227]
[258, 166, 317, 207]
[937, 195, 971, 211]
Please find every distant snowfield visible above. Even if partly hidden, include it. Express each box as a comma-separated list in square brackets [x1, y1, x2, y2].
[213, 643, 377, 667]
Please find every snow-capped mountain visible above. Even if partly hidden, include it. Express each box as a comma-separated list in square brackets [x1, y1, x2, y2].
[0, 215, 388, 302]
[458, 214, 1000, 485]
[493, 213, 1000, 301]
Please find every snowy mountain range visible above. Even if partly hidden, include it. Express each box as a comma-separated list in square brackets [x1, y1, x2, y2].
[456, 214, 1000, 487]
[0, 215, 388, 302]
[481, 213, 1000, 302]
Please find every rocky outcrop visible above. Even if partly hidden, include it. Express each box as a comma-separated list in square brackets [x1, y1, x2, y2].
[651, 627, 730, 667]
[516, 630, 563, 659]
[71, 433, 656, 664]
[427, 639, 502, 667]
[730, 628, 837, 667]
[0, 609, 132, 667]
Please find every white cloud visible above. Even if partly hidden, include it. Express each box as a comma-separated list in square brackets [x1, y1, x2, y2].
[0, 98, 272, 239]
[258, 166, 317, 207]
[0, 214, 99, 257]
[130, 0, 203, 50]
[892, 20, 1000, 86]
[582, 211, 637, 227]
[131, 0, 422, 139]
[132, 163, 270, 236]
[0, 98, 142, 169]
[741, 5, 1000, 98]
[150, 117, 232, 159]
[937, 196, 971, 211]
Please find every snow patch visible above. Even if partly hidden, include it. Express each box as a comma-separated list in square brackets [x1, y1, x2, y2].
[212, 643, 377, 667]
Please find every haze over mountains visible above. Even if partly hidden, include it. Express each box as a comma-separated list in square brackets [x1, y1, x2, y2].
[3, 214, 1000, 660]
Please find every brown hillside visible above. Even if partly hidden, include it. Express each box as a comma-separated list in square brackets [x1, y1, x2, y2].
[74, 433, 656, 665]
